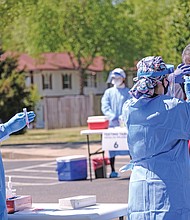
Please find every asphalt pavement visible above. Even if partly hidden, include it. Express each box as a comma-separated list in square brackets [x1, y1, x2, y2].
[1, 142, 131, 206]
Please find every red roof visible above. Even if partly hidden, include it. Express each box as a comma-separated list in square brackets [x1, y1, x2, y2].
[2, 52, 104, 72]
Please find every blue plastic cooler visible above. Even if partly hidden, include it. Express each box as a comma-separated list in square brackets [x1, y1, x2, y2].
[56, 155, 87, 181]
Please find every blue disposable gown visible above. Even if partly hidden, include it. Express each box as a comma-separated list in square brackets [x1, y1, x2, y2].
[122, 95, 190, 220]
[0, 125, 10, 220]
[101, 86, 131, 157]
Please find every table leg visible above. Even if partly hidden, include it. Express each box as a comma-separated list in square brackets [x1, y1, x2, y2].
[100, 135, 106, 178]
[86, 135, 92, 181]
[102, 151, 106, 178]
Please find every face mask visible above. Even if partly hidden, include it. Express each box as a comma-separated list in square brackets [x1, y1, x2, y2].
[112, 78, 124, 87]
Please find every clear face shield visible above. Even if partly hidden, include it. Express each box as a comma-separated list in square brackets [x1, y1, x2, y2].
[167, 73, 176, 97]
[106, 71, 113, 84]
[144, 65, 175, 97]
[106, 70, 125, 84]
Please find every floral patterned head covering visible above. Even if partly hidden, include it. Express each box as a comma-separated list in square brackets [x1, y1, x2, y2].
[130, 56, 174, 99]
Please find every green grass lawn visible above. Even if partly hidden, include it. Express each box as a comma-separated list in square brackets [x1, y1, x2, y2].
[2, 127, 101, 145]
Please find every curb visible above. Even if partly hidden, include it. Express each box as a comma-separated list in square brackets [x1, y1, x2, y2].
[1, 142, 101, 160]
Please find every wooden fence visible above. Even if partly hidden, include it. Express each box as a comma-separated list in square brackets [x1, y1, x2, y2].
[44, 94, 103, 129]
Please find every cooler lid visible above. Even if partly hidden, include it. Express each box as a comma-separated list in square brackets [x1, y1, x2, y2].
[56, 155, 87, 162]
[87, 116, 109, 123]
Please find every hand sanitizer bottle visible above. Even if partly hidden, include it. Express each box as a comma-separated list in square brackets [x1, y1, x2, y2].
[6, 176, 16, 199]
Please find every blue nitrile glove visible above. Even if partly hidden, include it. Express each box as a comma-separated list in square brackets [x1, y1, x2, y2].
[4, 111, 36, 135]
[184, 76, 190, 101]
[175, 63, 190, 83]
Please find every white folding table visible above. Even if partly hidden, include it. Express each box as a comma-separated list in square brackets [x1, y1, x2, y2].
[80, 127, 129, 181]
[8, 203, 128, 220]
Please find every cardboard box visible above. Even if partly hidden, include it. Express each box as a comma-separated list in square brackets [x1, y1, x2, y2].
[59, 195, 96, 209]
[56, 155, 87, 181]
[6, 195, 32, 214]
[87, 116, 109, 130]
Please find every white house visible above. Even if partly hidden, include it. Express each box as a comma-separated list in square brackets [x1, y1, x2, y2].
[17, 53, 108, 128]
[1, 52, 135, 128]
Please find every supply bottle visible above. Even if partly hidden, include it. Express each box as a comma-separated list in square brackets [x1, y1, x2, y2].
[6, 176, 16, 199]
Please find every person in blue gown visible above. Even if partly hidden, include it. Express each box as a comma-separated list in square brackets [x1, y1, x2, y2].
[121, 56, 190, 220]
[0, 111, 35, 220]
[167, 44, 190, 100]
[101, 68, 131, 178]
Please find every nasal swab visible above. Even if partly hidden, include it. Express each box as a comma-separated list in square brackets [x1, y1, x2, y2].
[23, 108, 29, 128]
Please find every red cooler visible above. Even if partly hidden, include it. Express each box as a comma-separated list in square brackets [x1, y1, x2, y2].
[87, 116, 109, 130]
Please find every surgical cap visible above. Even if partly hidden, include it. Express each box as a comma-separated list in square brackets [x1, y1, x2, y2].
[130, 56, 174, 99]
[136, 56, 174, 79]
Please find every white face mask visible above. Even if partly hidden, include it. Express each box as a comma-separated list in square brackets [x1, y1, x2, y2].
[111, 78, 124, 87]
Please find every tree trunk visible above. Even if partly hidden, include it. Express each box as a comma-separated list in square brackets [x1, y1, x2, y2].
[79, 68, 85, 95]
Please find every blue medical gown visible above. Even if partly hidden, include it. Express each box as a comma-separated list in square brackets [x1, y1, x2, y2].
[0, 126, 10, 220]
[122, 95, 190, 220]
[101, 86, 131, 157]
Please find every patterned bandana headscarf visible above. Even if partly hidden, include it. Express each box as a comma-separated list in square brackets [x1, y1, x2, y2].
[130, 56, 168, 99]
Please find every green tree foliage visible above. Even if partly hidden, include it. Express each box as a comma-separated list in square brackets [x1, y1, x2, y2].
[0, 0, 136, 94]
[121, 0, 176, 61]
[59, 0, 136, 93]
[1, 0, 190, 84]
[167, 0, 190, 65]
[121, 0, 190, 67]
[0, 50, 39, 126]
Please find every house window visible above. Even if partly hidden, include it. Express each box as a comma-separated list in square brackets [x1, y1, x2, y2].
[62, 74, 72, 89]
[42, 74, 52, 90]
[84, 74, 97, 87]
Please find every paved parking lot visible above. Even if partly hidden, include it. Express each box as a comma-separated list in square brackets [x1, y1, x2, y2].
[3, 156, 131, 204]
